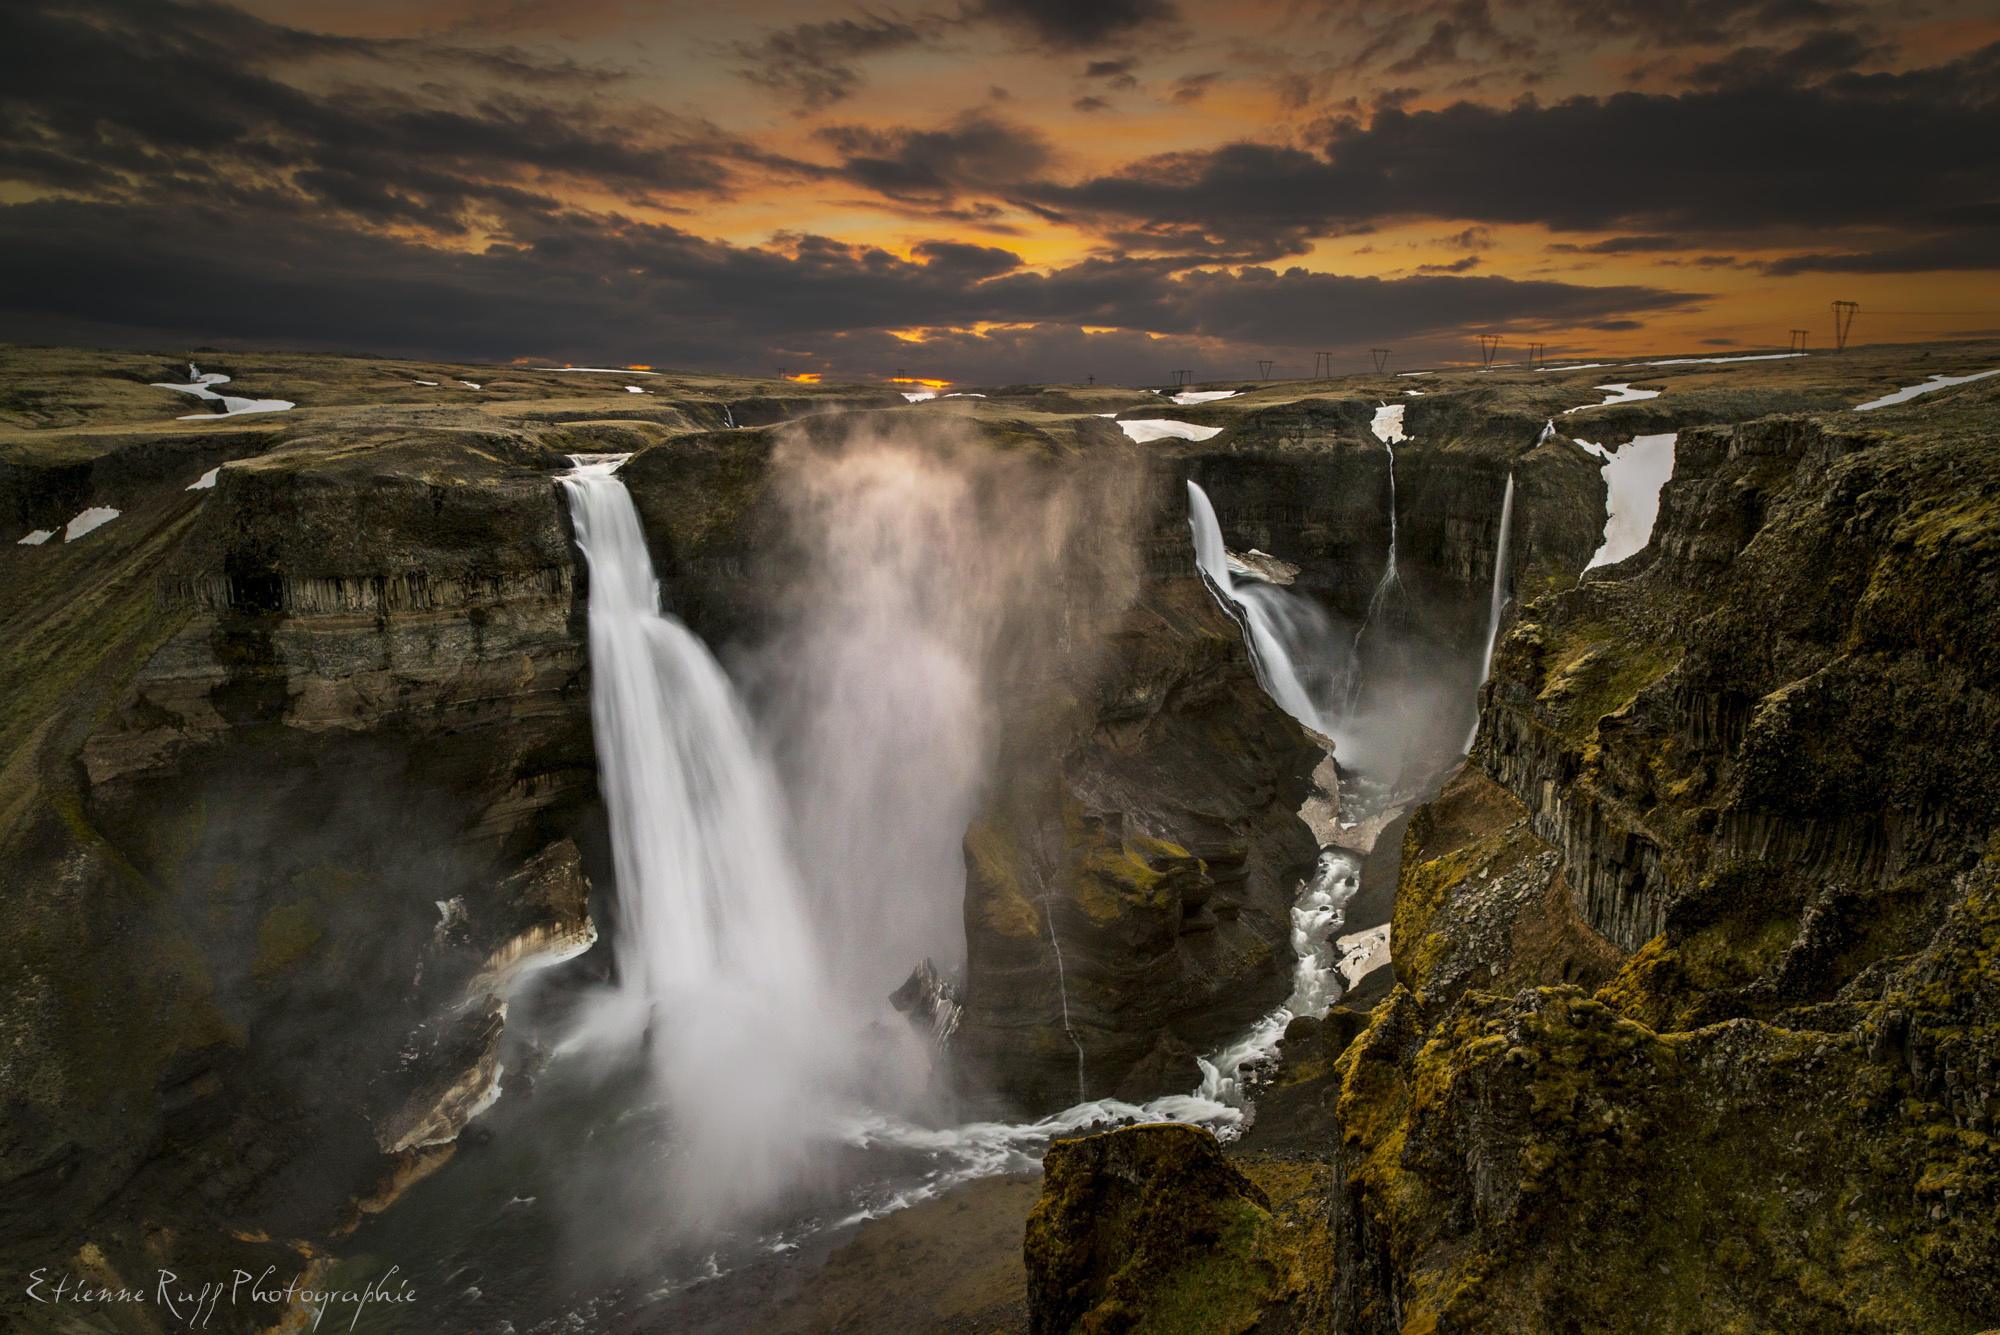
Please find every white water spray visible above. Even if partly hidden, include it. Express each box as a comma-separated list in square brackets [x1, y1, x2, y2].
[558, 455, 840, 1228]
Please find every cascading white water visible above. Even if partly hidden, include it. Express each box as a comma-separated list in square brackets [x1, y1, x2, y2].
[1467, 474, 1516, 749]
[1187, 480, 1343, 738]
[558, 455, 840, 1228]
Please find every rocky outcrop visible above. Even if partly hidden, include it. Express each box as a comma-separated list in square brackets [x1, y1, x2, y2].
[955, 576, 1322, 1109]
[1025, 1124, 1284, 1335]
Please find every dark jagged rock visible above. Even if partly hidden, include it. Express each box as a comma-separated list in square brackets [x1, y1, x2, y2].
[1025, 1123, 1284, 1335]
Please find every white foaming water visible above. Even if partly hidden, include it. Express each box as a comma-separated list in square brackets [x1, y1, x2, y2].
[558, 455, 843, 1229]
[1854, 368, 2000, 411]
[839, 846, 1363, 1208]
[1581, 433, 1677, 571]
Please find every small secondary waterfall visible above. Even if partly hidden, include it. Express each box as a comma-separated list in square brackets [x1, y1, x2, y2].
[558, 455, 837, 1226]
[1467, 474, 1516, 749]
[1348, 403, 1406, 708]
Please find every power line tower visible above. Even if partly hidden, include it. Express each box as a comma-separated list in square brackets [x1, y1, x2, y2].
[1788, 329, 1808, 354]
[1478, 334, 1501, 367]
[1258, 360, 1274, 379]
[1172, 369, 1194, 386]
[1831, 301, 1859, 352]
[1370, 348, 1390, 374]
[1526, 342, 1545, 368]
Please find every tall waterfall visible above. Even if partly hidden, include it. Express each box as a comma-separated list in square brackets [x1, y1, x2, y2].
[1467, 474, 1516, 749]
[558, 455, 836, 1227]
[1349, 403, 1406, 708]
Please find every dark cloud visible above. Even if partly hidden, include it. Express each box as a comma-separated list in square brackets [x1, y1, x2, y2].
[1073, 96, 1113, 112]
[911, 239, 1026, 279]
[974, 0, 1179, 49]
[1531, 0, 1863, 47]
[0, 0, 816, 229]
[1548, 235, 1687, 254]
[1415, 256, 1480, 273]
[818, 112, 1052, 200]
[1683, 29, 1887, 87]
[0, 196, 1697, 382]
[1761, 230, 2000, 275]
[1084, 58, 1140, 85]
[1021, 46, 2000, 255]
[730, 15, 934, 109]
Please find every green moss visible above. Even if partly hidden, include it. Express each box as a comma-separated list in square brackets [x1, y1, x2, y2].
[1125, 1197, 1283, 1335]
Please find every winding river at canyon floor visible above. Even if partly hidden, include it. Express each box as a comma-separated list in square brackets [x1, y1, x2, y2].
[328, 442, 1530, 1335]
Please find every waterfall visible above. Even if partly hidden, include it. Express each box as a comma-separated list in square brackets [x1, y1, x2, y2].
[1467, 474, 1516, 750]
[1042, 901, 1088, 1103]
[1186, 480, 1341, 738]
[557, 455, 837, 1227]
[1348, 403, 1406, 705]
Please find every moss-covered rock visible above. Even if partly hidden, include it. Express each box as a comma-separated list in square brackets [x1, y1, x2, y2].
[1026, 1124, 1287, 1335]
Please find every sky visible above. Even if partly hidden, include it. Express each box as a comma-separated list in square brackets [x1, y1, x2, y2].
[0, 0, 1996, 383]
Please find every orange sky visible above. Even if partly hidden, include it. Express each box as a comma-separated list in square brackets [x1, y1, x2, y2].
[3, 0, 1996, 378]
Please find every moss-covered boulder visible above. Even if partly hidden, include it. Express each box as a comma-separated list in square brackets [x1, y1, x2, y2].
[1025, 1123, 1287, 1335]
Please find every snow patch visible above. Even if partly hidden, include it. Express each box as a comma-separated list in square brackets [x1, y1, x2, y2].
[17, 529, 54, 546]
[1854, 368, 2000, 411]
[1171, 389, 1239, 405]
[1369, 403, 1406, 444]
[187, 467, 220, 491]
[1581, 432, 1677, 571]
[900, 390, 937, 402]
[1637, 352, 1805, 367]
[1563, 382, 1659, 414]
[153, 364, 294, 419]
[64, 507, 121, 541]
[414, 380, 440, 386]
[1117, 418, 1225, 443]
[624, 386, 649, 394]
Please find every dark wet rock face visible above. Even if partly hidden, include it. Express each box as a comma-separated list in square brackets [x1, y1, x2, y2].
[1025, 1124, 1282, 1335]
[955, 576, 1322, 1109]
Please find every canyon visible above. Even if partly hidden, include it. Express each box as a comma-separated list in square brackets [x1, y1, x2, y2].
[1, 339, 1996, 1333]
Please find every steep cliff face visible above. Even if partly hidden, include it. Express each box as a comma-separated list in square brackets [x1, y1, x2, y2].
[1322, 392, 2000, 1332]
[0, 412, 611, 1329]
